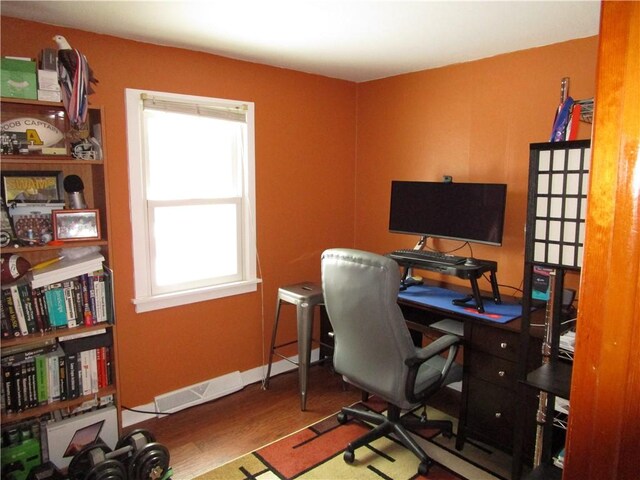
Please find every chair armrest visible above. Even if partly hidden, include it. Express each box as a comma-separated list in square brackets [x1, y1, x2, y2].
[404, 334, 461, 404]
[405, 334, 460, 367]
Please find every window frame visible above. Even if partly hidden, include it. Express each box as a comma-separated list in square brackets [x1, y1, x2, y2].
[125, 88, 258, 313]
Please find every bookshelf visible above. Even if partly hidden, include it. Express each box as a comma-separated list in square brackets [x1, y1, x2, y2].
[512, 140, 590, 479]
[0, 97, 120, 466]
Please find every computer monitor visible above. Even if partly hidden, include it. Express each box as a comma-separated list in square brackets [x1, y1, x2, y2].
[389, 181, 507, 246]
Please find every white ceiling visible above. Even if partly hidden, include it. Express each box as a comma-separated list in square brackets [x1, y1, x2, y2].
[1, 1, 601, 82]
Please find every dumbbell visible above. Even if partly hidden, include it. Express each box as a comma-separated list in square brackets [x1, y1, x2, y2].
[67, 429, 170, 480]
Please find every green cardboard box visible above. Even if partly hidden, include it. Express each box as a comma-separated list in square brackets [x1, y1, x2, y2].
[1, 58, 37, 99]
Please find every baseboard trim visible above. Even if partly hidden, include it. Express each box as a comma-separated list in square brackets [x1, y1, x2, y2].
[122, 348, 321, 428]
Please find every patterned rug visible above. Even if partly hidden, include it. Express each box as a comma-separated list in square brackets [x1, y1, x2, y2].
[194, 397, 511, 480]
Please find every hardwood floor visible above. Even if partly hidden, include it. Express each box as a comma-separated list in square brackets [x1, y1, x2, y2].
[125, 364, 460, 479]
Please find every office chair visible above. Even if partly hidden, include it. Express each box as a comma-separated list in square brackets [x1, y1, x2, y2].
[321, 248, 463, 476]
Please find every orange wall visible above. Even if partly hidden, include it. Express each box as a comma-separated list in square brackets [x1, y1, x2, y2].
[1, 17, 357, 407]
[355, 37, 598, 292]
[1, 17, 598, 408]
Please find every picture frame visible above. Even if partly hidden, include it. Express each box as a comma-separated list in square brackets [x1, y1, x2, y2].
[52, 209, 101, 241]
[1, 170, 63, 203]
[8, 201, 64, 246]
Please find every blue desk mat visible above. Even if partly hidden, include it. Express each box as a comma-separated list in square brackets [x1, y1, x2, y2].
[398, 285, 523, 324]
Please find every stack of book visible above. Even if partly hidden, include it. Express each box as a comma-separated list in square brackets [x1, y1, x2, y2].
[1, 329, 114, 413]
[1, 253, 113, 337]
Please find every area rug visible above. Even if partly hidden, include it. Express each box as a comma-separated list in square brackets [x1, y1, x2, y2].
[194, 397, 510, 480]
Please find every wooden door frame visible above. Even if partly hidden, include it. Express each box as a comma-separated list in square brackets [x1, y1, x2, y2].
[564, 2, 640, 479]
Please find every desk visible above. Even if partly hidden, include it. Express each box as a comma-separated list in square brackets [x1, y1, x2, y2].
[319, 279, 542, 456]
[397, 282, 542, 457]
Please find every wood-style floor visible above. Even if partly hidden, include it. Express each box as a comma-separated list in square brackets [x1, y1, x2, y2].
[124, 364, 460, 479]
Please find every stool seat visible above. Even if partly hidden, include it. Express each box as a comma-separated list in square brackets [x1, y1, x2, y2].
[264, 281, 324, 410]
[277, 282, 324, 305]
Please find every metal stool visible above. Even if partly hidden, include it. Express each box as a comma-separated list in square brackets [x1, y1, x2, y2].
[264, 281, 324, 410]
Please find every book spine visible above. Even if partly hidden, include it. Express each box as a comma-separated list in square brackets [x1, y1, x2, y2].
[66, 353, 79, 399]
[1, 290, 10, 338]
[44, 283, 68, 329]
[16, 361, 26, 411]
[80, 350, 91, 396]
[26, 359, 37, 409]
[96, 346, 104, 389]
[2, 364, 15, 412]
[30, 285, 45, 333]
[35, 355, 48, 405]
[17, 283, 37, 334]
[10, 285, 29, 336]
[89, 348, 98, 393]
[58, 355, 68, 401]
[87, 273, 97, 321]
[63, 280, 78, 328]
[47, 354, 61, 403]
[2, 289, 20, 337]
[103, 266, 115, 324]
[105, 346, 113, 385]
[79, 274, 94, 326]
[94, 272, 106, 323]
[33, 287, 51, 332]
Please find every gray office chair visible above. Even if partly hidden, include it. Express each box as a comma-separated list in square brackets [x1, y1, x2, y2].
[321, 248, 463, 476]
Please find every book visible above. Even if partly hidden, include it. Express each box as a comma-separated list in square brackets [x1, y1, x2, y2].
[66, 353, 79, 399]
[2, 364, 16, 412]
[58, 355, 68, 401]
[62, 280, 78, 328]
[29, 252, 105, 289]
[78, 274, 94, 325]
[35, 354, 49, 405]
[2, 288, 20, 337]
[31, 286, 50, 332]
[17, 282, 37, 334]
[79, 350, 92, 396]
[9, 284, 29, 336]
[0, 293, 10, 338]
[44, 283, 68, 328]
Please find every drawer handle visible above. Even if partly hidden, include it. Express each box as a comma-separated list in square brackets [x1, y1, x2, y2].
[495, 412, 502, 419]
[500, 342, 508, 349]
[498, 370, 506, 377]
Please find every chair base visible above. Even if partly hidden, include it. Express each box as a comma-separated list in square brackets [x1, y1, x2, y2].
[337, 403, 453, 476]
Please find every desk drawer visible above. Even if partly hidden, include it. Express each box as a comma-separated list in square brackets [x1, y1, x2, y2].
[466, 377, 515, 448]
[469, 323, 518, 361]
[467, 350, 517, 390]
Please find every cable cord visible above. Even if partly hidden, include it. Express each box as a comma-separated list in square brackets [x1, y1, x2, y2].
[121, 405, 173, 416]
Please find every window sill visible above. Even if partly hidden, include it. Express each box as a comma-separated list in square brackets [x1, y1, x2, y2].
[132, 279, 262, 313]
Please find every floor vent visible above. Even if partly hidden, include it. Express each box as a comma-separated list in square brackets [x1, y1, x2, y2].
[154, 371, 243, 415]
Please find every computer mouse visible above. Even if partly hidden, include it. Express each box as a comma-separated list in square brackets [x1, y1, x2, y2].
[464, 257, 479, 267]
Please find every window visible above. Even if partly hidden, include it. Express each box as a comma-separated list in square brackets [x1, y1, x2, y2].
[125, 89, 258, 312]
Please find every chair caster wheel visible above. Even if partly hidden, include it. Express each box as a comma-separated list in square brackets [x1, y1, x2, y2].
[343, 449, 355, 464]
[337, 412, 348, 424]
[418, 460, 430, 476]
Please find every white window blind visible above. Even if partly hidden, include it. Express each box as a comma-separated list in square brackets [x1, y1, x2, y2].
[126, 89, 258, 312]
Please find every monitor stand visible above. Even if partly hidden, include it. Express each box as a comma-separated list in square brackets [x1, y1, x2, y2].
[399, 235, 428, 290]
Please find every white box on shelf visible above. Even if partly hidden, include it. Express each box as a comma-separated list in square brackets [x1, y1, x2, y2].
[37, 69, 60, 91]
[45, 405, 118, 470]
[38, 89, 61, 102]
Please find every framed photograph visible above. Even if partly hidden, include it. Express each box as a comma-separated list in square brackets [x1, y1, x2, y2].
[1, 170, 63, 203]
[8, 201, 64, 246]
[52, 209, 101, 241]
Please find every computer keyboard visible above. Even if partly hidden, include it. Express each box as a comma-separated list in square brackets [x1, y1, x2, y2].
[388, 249, 466, 265]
